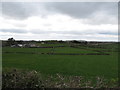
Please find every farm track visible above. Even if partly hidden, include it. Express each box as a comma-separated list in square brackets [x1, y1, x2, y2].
[3, 51, 110, 55]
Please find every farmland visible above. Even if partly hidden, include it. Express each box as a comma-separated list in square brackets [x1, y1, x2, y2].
[2, 41, 119, 88]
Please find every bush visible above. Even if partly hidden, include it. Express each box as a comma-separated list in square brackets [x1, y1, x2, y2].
[2, 68, 43, 88]
[2, 68, 118, 89]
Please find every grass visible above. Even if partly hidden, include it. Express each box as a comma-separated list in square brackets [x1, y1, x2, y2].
[3, 47, 100, 54]
[54, 47, 98, 53]
[77, 43, 118, 51]
[3, 47, 52, 53]
[3, 52, 118, 79]
[2, 43, 119, 88]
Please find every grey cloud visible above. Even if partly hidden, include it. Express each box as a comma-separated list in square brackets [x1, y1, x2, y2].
[46, 2, 117, 18]
[46, 2, 99, 18]
[1, 2, 117, 21]
[1, 2, 49, 19]
[0, 29, 28, 33]
[0, 2, 2, 16]
[99, 32, 120, 35]
[2, 2, 29, 19]
[30, 29, 118, 36]
[45, 2, 117, 25]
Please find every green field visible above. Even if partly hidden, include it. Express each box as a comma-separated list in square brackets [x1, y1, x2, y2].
[2, 43, 118, 80]
[3, 47, 52, 53]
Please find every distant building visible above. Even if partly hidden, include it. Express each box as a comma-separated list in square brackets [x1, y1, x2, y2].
[11, 45, 16, 47]
[41, 42, 44, 44]
[29, 44, 36, 47]
[18, 44, 23, 47]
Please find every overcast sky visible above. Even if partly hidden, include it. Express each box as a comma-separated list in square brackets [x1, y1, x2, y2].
[0, 2, 118, 41]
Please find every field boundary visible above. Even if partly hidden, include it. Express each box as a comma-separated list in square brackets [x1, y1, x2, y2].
[70, 46, 118, 53]
[3, 51, 110, 55]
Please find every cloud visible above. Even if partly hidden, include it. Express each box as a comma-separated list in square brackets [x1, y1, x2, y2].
[0, 31, 118, 41]
[2, 2, 29, 19]
[0, 13, 118, 41]
[1, 2, 117, 22]
[2, 2, 50, 19]
[49, 2, 117, 16]
[45, 2, 117, 24]
[0, 2, 118, 41]
[1, 2, 62, 20]
[0, 29, 28, 33]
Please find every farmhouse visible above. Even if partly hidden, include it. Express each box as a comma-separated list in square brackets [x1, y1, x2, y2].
[18, 44, 23, 47]
[41, 42, 45, 44]
[29, 44, 36, 47]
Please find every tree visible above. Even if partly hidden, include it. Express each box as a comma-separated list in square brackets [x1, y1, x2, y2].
[7, 38, 15, 46]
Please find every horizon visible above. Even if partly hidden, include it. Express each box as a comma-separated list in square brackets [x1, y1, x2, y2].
[1, 38, 119, 42]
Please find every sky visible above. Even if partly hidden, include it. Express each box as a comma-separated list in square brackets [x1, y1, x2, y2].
[0, 2, 118, 41]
